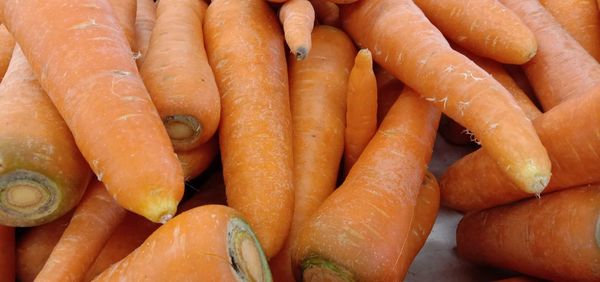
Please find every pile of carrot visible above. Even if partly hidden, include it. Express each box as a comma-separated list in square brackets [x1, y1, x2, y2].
[0, 0, 598, 281]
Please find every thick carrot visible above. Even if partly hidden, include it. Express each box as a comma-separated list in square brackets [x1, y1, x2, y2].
[500, 0, 600, 111]
[107, 0, 136, 48]
[269, 25, 355, 281]
[92, 205, 272, 281]
[456, 185, 600, 281]
[279, 0, 315, 60]
[177, 137, 218, 181]
[0, 0, 185, 223]
[141, 0, 220, 150]
[440, 87, 600, 212]
[291, 89, 441, 281]
[0, 46, 91, 227]
[204, 0, 294, 258]
[133, 0, 156, 67]
[15, 212, 72, 282]
[0, 24, 14, 79]
[344, 48, 377, 175]
[35, 181, 126, 282]
[0, 225, 14, 282]
[539, 0, 600, 62]
[341, 0, 551, 195]
[412, 0, 537, 64]
[309, 0, 340, 27]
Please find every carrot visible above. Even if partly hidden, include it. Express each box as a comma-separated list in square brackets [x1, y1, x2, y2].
[133, 0, 156, 67]
[16, 212, 72, 282]
[539, 0, 600, 62]
[344, 48, 377, 175]
[0, 46, 91, 227]
[141, 0, 220, 150]
[92, 205, 272, 281]
[204, 0, 294, 258]
[0, 0, 185, 223]
[177, 137, 218, 181]
[279, 0, 315, 60]
[412, 0, 537, 64]
[0, 24, 14, 79]
[341, 0, 551, 195]
[309, 0, 340, 27]
[500, 0, 600, 111]
[456, 185, 600, 281]
[107, 0, 136, 49]
[269, 25, 355, 281]
[0, 225, 15, 282]
[83, 213, 159, 281]
[291, 89, 441, 281]
[328, 0, 359, 3]
[35, 180, 126, 282]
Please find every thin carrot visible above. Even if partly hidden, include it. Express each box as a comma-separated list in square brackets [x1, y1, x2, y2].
[0, 24, 14, 79]
[0, 46, 91, 227]
[141, 0, 220, 150]
[539, 0, 600, 62]
[107, 0, 136, 49]
[500, 0, 600, 110]
[308, 0, 340, 27]
[92, 205, 272, 281]
[35, 180, 126, 282]
[341, 0, 551, 195]
[133, 0, 156, 67]
[344, 48, 377, 175]
[279, 0, 315, 60]
[291, 89, 441, 281]
[177, 137, 218, 181]
[15, 213, 72, 282]
[456, 185, 600, 281]
[0, 0, 185, 223]
[204, 0, 294, 258]
[269, 25, 356, 281]
[412, 0, 537, 64]
[0, 225, 15, 282]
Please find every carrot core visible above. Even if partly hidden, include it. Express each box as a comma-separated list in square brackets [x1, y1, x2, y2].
[301, 257, 354, 282]
[164, 115, 201, 143]
[228, 218, 271, 282]
[0, 170, 58, 226]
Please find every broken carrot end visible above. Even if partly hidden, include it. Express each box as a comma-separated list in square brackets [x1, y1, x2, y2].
[228, 217, 272, 282]
[300, 256, 355, 282]
[164, 115, 203, 151]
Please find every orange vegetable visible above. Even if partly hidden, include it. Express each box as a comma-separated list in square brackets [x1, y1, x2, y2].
[177, 137, 218, 181]
[107, 0, 136, 48]
[0, 225, 14, 282]
[133, 0, 156, 67]
[0, 24, 14, 79]
[279, 0, 315, 60]
[308, 0, 340, 27]
[204, 0, 294, 258]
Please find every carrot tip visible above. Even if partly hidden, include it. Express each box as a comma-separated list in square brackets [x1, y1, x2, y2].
[295, 47, 308, 61]
[159, 213, 173, 224]
[530, 175, 550, 195]
[300, 256, 354, 282]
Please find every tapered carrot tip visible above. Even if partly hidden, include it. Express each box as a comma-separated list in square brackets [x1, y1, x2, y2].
[143, 196, 178, 224]
[355, 48, 372, 68]
[517, 160, 551, 194]
[300, 257, 354, 281]
[164, 115, 202, 145]
[295, 46, 308, 61]
[229, 218, 272, 281]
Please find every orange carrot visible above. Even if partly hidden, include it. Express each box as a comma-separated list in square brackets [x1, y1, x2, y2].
[539, 0, 600, 62]
[204, 0, 294, 258]
[269, 25, 355, 281]
[342, 0, 551, 195]
[344, 48, 377, 175]
[107, 0, 136, 48]
[177, 137, 218, 181]
[0, 24, 14, 79]
[0, 225, 14, 282]
[92, 205, 272, 281]
[0, 0, 185, 223]
[500, 0, 600, 110]
[0, 46, 91, 227]
[328, 0, 359, 3]
[133, 0, 156, 67]
[413, 0, 537, 64]
[16, 212, 72, 282]
[141, 0, 220, 150]
[309, 0, 340, 27]
[291, 89, 441, 281]
[35, 181, 126, 282]
[279, 0, 315, 60]
[456, 185, 600, 281]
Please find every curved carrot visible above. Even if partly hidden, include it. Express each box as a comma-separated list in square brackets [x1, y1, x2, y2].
[177, 137, 218, 181]
[344, 48, 377, 175]
[0, 0, 185, 223]
[108, 0, 136, 49]
[309, 0, 340, 27]
[35, 181, 126, 282]
[141, 0, 220, 150]
[456, 185, 600, 281]
[341, 0, 551, 195]
[269, 25, 355, 281]
[0, 24, 14, 79]
[280, 0, 315, 60]
[133, 0, 156, 67]
[92, 205, 272, 281]
[539, 0, 600, 62]
[204, 0, 294, 258]
[0, 225, 14, 282]
[413, 0, 537, 64]
[291, 89, 441, 281]
[500, 0, 600, 111]
[0, 46, 91, 227]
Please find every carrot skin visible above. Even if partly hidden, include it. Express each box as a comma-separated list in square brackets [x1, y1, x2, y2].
[0, 225, 15, 282]
[308, 0, 340, 27]
[177, 137, 218, 181]
[133, 0, 156, 67]
[107, 0, 136, 49]
[0, 24, 14, 79]
[280, 0, 315, 60]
